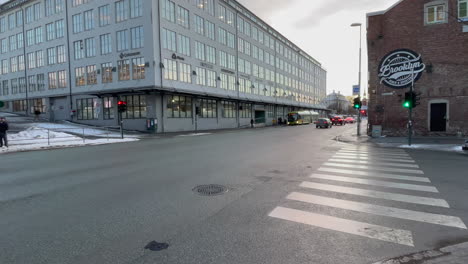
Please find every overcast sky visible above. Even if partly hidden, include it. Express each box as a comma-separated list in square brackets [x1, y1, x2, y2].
[0, 0, 400, 96]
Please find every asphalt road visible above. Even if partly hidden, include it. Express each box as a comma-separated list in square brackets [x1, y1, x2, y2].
[1, 123, 467, 264]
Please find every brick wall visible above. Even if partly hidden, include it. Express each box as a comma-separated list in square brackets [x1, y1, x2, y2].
[367, 0, 468, 136]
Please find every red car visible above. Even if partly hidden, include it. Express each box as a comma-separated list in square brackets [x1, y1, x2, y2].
[345, 117, 356, 124]
[331, 116, 345, 126]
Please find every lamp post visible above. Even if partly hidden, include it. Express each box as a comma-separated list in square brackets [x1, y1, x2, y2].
[351, 22, 362, 136]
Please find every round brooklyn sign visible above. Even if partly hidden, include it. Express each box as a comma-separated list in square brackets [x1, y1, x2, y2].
[378, 49, 425, 89]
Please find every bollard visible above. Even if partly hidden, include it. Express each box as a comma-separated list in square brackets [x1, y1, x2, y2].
[47, 129, 50, 146]
[82, 128, 85, 143]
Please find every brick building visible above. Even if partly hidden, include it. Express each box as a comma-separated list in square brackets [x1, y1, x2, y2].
[367, 0, 468, 136]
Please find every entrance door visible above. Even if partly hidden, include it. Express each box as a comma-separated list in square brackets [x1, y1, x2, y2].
[430, 103, 447, 132]
[255, 110, 266, 124]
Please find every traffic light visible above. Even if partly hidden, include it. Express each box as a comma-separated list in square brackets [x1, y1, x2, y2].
[353, 97, 362, 109]
[117, 101, 127, 113]
[403, 92, 420, 109]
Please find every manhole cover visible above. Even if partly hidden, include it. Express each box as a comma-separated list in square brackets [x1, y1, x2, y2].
[193, 184, 228, 196]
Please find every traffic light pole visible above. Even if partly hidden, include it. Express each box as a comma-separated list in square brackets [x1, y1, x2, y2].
[118, 111, 124, 139]
[357, 105, 361, 136]
[408, 70, 414, 146]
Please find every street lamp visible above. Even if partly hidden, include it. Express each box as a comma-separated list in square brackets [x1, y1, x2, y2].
[351, 22, 362, 136]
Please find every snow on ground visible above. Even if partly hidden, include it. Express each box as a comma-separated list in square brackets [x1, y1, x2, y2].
[1, 127, 138, 154]
[32, 122, 138, 138]
[178, 133, 212, 137]
[377, 143, 467, 154]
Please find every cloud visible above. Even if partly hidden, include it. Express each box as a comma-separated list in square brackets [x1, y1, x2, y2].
[294, 0, 392, 28]
[237, 0, 298, 22]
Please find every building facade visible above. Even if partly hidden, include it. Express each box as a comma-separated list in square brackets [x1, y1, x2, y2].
[321, 91, 350, 114]
[367, 0, 468, 136]
[0, 0, 327, 132]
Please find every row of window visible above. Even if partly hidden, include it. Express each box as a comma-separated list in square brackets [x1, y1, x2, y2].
[0, 71, 67, 95]
[426, 0, 468, 24]
[76, 94, 146, 120]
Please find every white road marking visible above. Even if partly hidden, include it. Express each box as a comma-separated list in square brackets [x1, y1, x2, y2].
[323, 163, 424, 175]
[299, 181, 449, 208]
[332, 155, 415, 163]
[340, 148, 407, 154]
[269, 206, 414, 246]
[310, 174, 438, 193]
[318, 168, 430, 183]
[328, 159, 420, 168]
[287, 192, 466, 229]
[337, 151, 410, 158]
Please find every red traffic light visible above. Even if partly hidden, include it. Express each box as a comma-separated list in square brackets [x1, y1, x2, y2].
[118, 101, 127, 106]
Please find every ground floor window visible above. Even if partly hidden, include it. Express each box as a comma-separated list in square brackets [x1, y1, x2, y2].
[103, 97, 114, 120]
[30, 98, 45, 114]
[239, 103, 252, 118]
[222, 101, 236, 118]
[266, 105, 274, 118]
[13, 100, 27, 112]
[120, 94, 147, 119]
[77, 98, 99, 120]
[167, 95, 192, 118]
[200, 98, 217, 118]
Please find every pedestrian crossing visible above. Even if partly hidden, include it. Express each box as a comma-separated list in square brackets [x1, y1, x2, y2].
[268, 146, 467, 247]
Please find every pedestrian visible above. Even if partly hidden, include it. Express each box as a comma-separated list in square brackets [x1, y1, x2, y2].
[34, 109, 41, 122]
[250, 119, 254, 128]
[278, 117, 282, 125]
[0, 117, 8, 148]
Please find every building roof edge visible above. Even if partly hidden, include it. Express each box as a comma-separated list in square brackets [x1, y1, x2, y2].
[366, 0, 404, 17]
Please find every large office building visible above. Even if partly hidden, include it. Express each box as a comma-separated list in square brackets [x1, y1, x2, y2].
[0, 0, 327, 132]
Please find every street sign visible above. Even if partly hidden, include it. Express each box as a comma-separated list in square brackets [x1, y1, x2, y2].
[352, 85, 360, 96]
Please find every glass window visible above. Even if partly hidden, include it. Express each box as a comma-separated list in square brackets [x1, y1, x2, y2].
[177, 34, 190, 56]
[103, 97, 115, 120]
[2, 80, 8, 95]
[132, 57, 145, 80]
[48, 72, 58, 89]
[9, 13, 16, 30]
[46, 23, 55, 41]
[194, 15, 204, 35]
[205, 20, 215, 40]
[100, 34, 112, 54]
[56, 20, 64, 38]
[130, 26, 144, 49]
[116, 30, 129, 51]
[161, 0, 176, 23]
[102, 62, 113, 83]
[222, 101, 236, 118]
[99, 5, 111, 26]
[37, 50, 44, 68]
[45, 0, 54, 17]
[195, 41, 205, 61]
[85, 38, 96, 57]
[84, 10, 94, 31]
[16, 10, 23, 27]
[118, 59, 131, 81]
[177, 6, 189, 28]
[10, 35, 17, 51]
[196, 67, 206, 85]
[26, 29, 35, 46]
[1, 59, 8, 74]
[130, 0, 143, 18]
[57, 45, 66, 63]
[200, 99, 217, 118]
[58, 70, 67, 88]
[459, 0, 468, 19]
[116, 0, 129, 22]
[218, 27, 227, 45]
[227, 32, 235, 49]
[75, 67, 86, 86]
[162, 28, 176, 51]
[218, 5, 226, 22]
[0, 17, 5, 33]
[27, 52, 35, 69]
[34, 3, 42, 21]
[77, 98, 99, 120]
[163, 59, 177, 80]
[35, 27, 43, 43]
[179, 62, 191, 83]
[120, 95, 147, 119]
[427, 4, 446, 23]
[28, 75, 36, 92]
[206, 45, 216, 64]
[167, 95, 192, 118]
[10, 57, 18, 73]
[1, 39, 7, 53]
[207, 70, 216, 87]
[47, 47, 57, 65]
[87, 65, 97, 85]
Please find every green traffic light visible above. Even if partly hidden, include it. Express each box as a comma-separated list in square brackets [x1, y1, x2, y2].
[403, 101, 411, 108]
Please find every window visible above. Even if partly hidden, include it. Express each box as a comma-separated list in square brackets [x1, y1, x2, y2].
[1, 39, 7, 53]
[218, 5, 226, 22]
[85, 38, 96, 57]
[1, 60, 8, 74]
[27, 53, 35, 69]
[177, 6, 189, 28]
[74, 40, 84, 59]
[103, 97, 115, 120]
[0, 17, 5, 33]
[205, 20, 215, 40]
[132, 57, 145, 80]
[177, 34, 190, 56]
[45, 0, 54, 17]
[28, 75, 36, 92]
[26, 6, 34, 24]
[58, 70, 67, 88]
[35, 49, 42, 67]
[226, 9, 234, 27]
[84, 10, 94, 31]
[167, 95, 192, 118]
[99, 5, 111, 26]
[130, 26, 144, 49]
[57, 45, 66, 63]
[196, 0, 214, 15]
[75, 67, 86, 86]
[100, 34, 112, 54]
[56, 20, 64, 38]
[120, 95, 147, 119]
[46, 23, 55, 41]
[9, 13, 16, 30]
[118, 59, 131, 81]
[26, 29, 34, 46]
[218, 28, 227, 45]
[426, 4, 446, 24]
[47, 48, 57, 65]
[162, 28, 176, 51]
[222, 101, 236, 118]
[11, 79, 18, 94]
[102, 62, 113, 83]
[116, 30, 129, 51]
[48, 72, 58, 89]
[18, 55, 25, 71]
[130, 0, 143, 18]
[56, 0, 65, 13]
[194, 15, 204, 35]
[195, 41, 205, 61]
[179, 62, 191, 83]
[227, 54, 235, 70]
[161, 0, 175, 23]
[206, 46, 216, 64]
[77, 98, 99, 120]
[164, 59, 177, 80]
[16, 10, 23, 27]
[116, 0, 129, 22]
[87, 65, 97, 85]
[200, 99, 217, 118]
[196, 67, 206, 85]
[207, 70, 216, 87]
[239, 103, 252, 118]
[2, 80, 8, 95]
[219, 51, 227, 68]
[34, 3, 42, 21]
[72, 14, 83, 33]
[460, 0, 468, 19]
[10, 57, 18, 73]
[10, 35, 17, 51]
[227, 32, 235, 49]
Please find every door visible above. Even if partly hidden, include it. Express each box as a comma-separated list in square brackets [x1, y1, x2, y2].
[430, 103, 447, 132]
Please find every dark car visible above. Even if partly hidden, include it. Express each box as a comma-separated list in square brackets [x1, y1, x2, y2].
[331, 116, 345, 126]
[316, 118, 332, 129]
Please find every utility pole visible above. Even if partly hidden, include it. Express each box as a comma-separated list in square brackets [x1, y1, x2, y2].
[351, 23, 362, 136]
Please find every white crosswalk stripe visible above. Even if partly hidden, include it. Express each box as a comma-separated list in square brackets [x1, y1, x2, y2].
[269, 207, 415, 246]
[309, 174, 438, 192]
[299, 181, 449, 207]
[322, 163, 424, 175]
[328, 158, 420, 168]
[318, 167, 430, 182]
[267, 147, 466, 247]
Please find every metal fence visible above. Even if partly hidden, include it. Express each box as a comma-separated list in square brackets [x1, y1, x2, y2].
[7, 126, 123, 147]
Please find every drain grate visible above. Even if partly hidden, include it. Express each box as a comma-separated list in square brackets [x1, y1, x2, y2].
[193, 184, 228, 196]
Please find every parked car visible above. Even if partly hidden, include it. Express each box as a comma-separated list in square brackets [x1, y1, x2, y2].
[345, 117, 356, 124]
[316, 118, 332, 129]
[331, 116, 345, 126]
